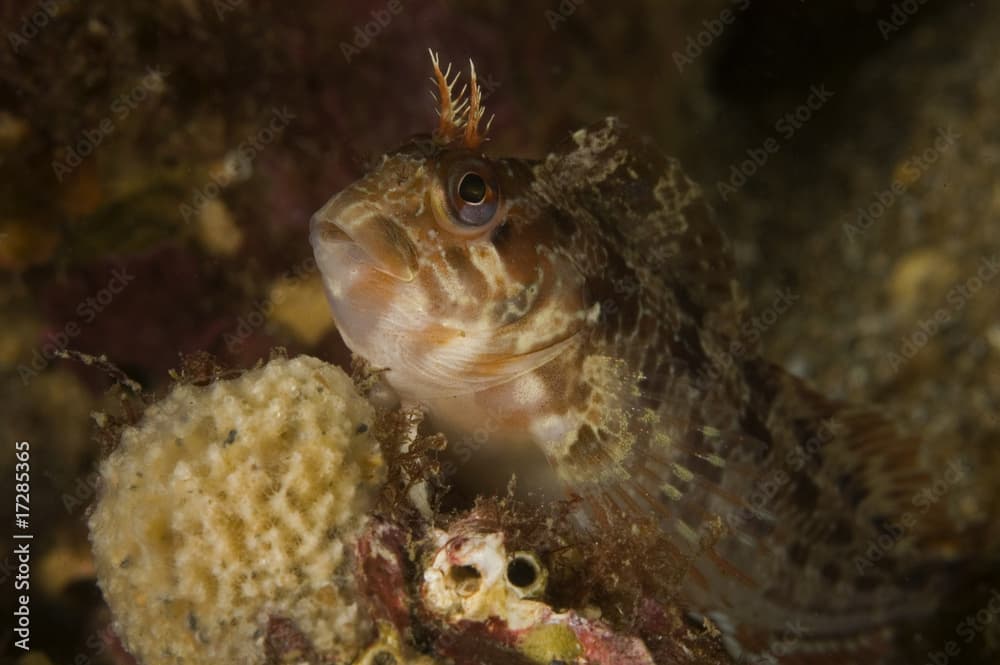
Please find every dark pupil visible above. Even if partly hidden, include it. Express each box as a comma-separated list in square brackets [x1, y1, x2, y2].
[506, 557, 537, 588]
[458, 173, 487, 204]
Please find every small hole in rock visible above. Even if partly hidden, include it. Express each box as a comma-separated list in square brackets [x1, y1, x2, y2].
[373, 651, 397, 665]
[507, 555, 538, 588]
[449, 565, 482, 594]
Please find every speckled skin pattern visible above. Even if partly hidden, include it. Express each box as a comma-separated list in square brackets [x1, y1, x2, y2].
[311, 110, 970, 663]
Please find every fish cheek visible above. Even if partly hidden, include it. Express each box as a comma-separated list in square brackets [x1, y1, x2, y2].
[337, 274, 395, 329]
[374, 216, 419, 280]
[443, 245, 489, 300]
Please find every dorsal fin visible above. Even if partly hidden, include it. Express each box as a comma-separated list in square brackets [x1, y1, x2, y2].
[533, 117, 744, 339]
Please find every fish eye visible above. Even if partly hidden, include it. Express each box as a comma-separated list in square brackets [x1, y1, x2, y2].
[443, 158, 500, 229]
[458, 172, 487, 204]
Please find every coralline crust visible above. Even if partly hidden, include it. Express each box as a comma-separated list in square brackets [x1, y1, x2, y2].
[88, 355, 385, 664]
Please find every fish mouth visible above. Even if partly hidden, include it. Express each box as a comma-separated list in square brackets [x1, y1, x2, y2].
[310, 194, 417, 282]
[316, 224, 352, 244]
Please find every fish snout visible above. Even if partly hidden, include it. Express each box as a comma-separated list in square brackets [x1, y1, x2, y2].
[310, 192, 418, 282]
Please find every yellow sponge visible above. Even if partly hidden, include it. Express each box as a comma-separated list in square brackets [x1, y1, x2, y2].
[89, 355, 384, 664]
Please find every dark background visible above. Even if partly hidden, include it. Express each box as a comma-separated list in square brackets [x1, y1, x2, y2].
[1, 1, 998, 663]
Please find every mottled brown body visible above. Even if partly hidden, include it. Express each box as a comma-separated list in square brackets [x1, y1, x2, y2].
[512, 123, 958, 656]
[311, 60, 964, 664]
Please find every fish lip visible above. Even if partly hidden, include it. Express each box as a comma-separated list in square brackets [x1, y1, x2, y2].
[315, 222, 352, 244]
[310, 197, 417, 282]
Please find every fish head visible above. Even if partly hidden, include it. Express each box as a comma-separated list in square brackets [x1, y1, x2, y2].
[311, 134, 587, 402]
